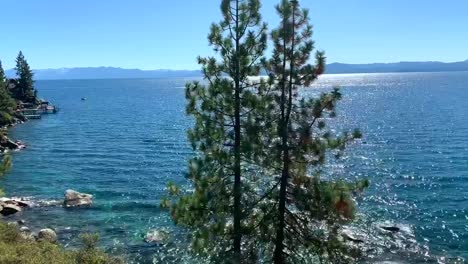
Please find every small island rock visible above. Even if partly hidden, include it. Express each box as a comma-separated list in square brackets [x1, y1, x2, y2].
[64, 189, 93, 207]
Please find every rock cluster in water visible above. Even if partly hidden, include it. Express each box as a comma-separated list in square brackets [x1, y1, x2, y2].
[0, 190, 93, 247]
[0, 189, 94, 217]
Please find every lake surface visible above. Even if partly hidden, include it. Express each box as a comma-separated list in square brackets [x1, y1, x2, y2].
[2, 72, 468, 263]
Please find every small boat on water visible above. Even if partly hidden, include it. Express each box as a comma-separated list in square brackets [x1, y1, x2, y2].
[81, 98, 86, 101]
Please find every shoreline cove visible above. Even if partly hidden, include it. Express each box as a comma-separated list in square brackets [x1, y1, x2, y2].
[2, 74, 467, 263]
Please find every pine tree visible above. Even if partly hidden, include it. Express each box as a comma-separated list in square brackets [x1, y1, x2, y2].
[0, 155, 12, 197]
[13, 51, 37, 103]
[164, 0, 368, 262]
[264, 1, 368, 263]
[0, 60, 16, 125]
[164, 0, 269, 262]
[0, 60, 6, 90]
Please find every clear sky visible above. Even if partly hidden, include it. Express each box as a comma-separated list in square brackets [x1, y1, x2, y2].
[1, 0, 467, 70]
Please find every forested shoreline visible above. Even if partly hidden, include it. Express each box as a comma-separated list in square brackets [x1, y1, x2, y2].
[0, 53, 120, 263]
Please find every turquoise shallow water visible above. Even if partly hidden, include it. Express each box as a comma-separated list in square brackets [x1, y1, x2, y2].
[2, 72, 468, 263]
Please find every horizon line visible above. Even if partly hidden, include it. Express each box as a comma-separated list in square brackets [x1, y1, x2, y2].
[4, 59, 468, 72]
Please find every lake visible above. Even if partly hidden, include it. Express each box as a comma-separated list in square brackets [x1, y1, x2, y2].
[2, 72, 468, 263]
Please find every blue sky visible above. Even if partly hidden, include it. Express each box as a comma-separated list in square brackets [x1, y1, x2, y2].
[1, 0, 467, 70]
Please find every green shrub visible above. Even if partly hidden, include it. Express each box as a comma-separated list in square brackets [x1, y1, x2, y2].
[75, 233, 123, 264]
[0, 111, 13, 126]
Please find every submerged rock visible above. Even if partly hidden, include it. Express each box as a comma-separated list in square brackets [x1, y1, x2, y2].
[374, 260, 405, 264]
[37, 199, 62, 207]
[380, 225, 401, 233]
[145, 229, 169, 244]
[342, 229, 365, 243]
[37, 228, 57, 243]
[64, 189, 93, 207]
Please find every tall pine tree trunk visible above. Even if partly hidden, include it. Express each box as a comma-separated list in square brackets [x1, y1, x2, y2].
[274, 130, 289, 263]
[233, 0, 242, 260]
[274, 3, 296, 262]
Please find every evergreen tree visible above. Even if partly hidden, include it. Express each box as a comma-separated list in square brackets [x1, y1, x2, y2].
[164, 0, 270, 262]
[0, 60, 16, 125]
[0, 155, 12, 197]
[165, 0, 368, 262]
[264, 1, 368, 263]
[13, 51, 37, 103]
[0, 60, 6, 90]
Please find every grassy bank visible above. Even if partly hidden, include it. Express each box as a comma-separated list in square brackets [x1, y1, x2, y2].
[0, 222, 123, 264]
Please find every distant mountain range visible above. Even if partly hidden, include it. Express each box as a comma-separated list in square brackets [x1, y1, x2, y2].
[326, 60, 468, 74]
[5, 67, 201, 80]
[5, 60, 468, 80]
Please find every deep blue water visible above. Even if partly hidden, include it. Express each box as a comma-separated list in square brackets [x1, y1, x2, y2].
[2, 72, 468, 263]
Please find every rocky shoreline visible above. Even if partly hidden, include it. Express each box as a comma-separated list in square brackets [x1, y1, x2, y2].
[1, 190, 171, 245]
[0, 190, 94, 247]
[0, 98, 59, 153]
[0, 119, 27, 153]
